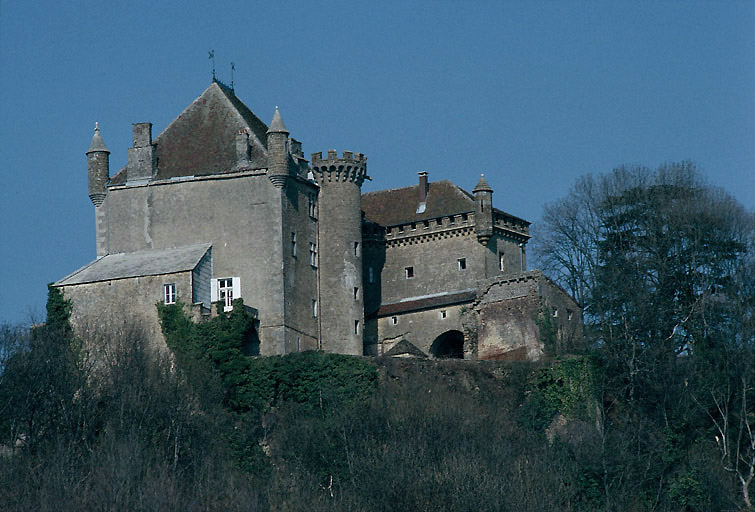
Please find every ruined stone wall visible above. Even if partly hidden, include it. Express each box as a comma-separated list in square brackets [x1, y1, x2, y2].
[474, 271, 582, 361]
[476, 274, 541, 360]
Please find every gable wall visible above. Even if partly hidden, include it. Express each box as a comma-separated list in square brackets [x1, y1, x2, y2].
[107, 173, 288, 352]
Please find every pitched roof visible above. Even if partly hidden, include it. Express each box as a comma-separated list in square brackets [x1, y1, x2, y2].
[384, 339, 428, 358]
[361, 180, 476, 226]
[55, 243, 211, 286]
[374, 289, 477, 317]
[111, 82, 269, 184]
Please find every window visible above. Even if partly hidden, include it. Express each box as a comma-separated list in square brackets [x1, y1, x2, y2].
[354, 320, 360, 334]
[163, 283, 176, 304]
[552, 308, 558, 318]
[354, 241, 360, 257]
[391, 316, 398, 325]
[308, 193, 317, 218]
[440, 310, 447, 319]
[567, 309, 573, 321]
[218, 278, 233, 309]
[312, 299, 318, 318]
[211, 277, 241, 312]
[499, 252, 505, 272]
[458, 258, 467, 271]
[309, 242, 317, 267]
[291, 232, 297, 257]
[354, 287, 359, 300]
[405, 266, 414, 279]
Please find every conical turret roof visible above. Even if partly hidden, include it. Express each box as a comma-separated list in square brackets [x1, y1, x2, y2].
[473, 174, 493, 193]
[87, 123, 110, 154]
[267, 106, 288, 133]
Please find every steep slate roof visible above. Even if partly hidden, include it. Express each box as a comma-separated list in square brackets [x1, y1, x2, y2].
[55, 243, 212, 286]
[361, 180, 476, 226]
[111, 82, 269, 184]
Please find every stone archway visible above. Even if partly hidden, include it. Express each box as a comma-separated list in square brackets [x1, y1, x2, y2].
[429, 330, 465, 359]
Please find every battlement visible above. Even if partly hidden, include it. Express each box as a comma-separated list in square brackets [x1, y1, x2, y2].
[310, 150, 368, 186]
[311, 150, 366, 164]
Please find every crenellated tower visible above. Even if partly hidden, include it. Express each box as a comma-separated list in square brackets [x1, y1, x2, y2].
[311, 150, 368, 355]
[86, 123, 110, 257]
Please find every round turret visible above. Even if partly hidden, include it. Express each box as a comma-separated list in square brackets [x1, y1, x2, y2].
[473, 173, 494, 245]
[266, 107, 290, 188]
[311, 150, 368, 355]
[86, 123, 110, 206]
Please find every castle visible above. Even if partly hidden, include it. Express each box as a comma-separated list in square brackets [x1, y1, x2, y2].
[55, 81, 580, 360]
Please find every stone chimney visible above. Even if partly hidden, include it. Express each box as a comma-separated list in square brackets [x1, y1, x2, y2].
[127, 122, 157, 181]
[416, 171, 429, 214]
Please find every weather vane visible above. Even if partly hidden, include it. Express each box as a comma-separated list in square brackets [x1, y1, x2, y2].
[208, 49, 216, 81]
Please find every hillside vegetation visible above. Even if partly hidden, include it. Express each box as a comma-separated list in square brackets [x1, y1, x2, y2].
[1, 162, 753, 511]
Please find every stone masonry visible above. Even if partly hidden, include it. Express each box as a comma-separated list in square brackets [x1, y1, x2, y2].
[55, 81, 581, 361]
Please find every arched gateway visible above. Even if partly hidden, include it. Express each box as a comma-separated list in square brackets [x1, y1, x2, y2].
[429, 330, 465, 359]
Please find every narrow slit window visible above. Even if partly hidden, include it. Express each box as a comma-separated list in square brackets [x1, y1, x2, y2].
[354, 320, 359, 334]
[405, 266, 414, 279]
[499, 252, 505, 272]
[354, 241, 360, 257]
[391, 316, 398, 325]
[312, 300, 318, 318]
[354, 287, 359, 300]
[458, 258, 466, 271]
[291, 231, 297, 257]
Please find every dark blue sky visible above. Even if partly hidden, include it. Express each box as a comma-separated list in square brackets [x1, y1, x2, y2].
[1, 1, 753, 324]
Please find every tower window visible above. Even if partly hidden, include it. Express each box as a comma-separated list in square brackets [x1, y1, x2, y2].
[291, 232, 297, 257]
[163, 283, 176, 305]
[354, 320, 360, 334]
[405, 266, 414, 279]
[458, 258, 466, 271]
[354, 287, 359, 300]
[312, 299, 318, 318]
[391, 316, 398, 325]
[308, 193, 317, 218]
[499, 252, 505, 272]
[309, 242, 317, 267]
[440, 310, 447, 319]
[354, 241, 360, 257]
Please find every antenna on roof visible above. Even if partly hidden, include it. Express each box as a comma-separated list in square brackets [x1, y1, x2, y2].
[230, 62, 235, 91]
[208, 49, 216, 81]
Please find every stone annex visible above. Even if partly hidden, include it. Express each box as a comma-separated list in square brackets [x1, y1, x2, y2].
[54, 81, 581, 360]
